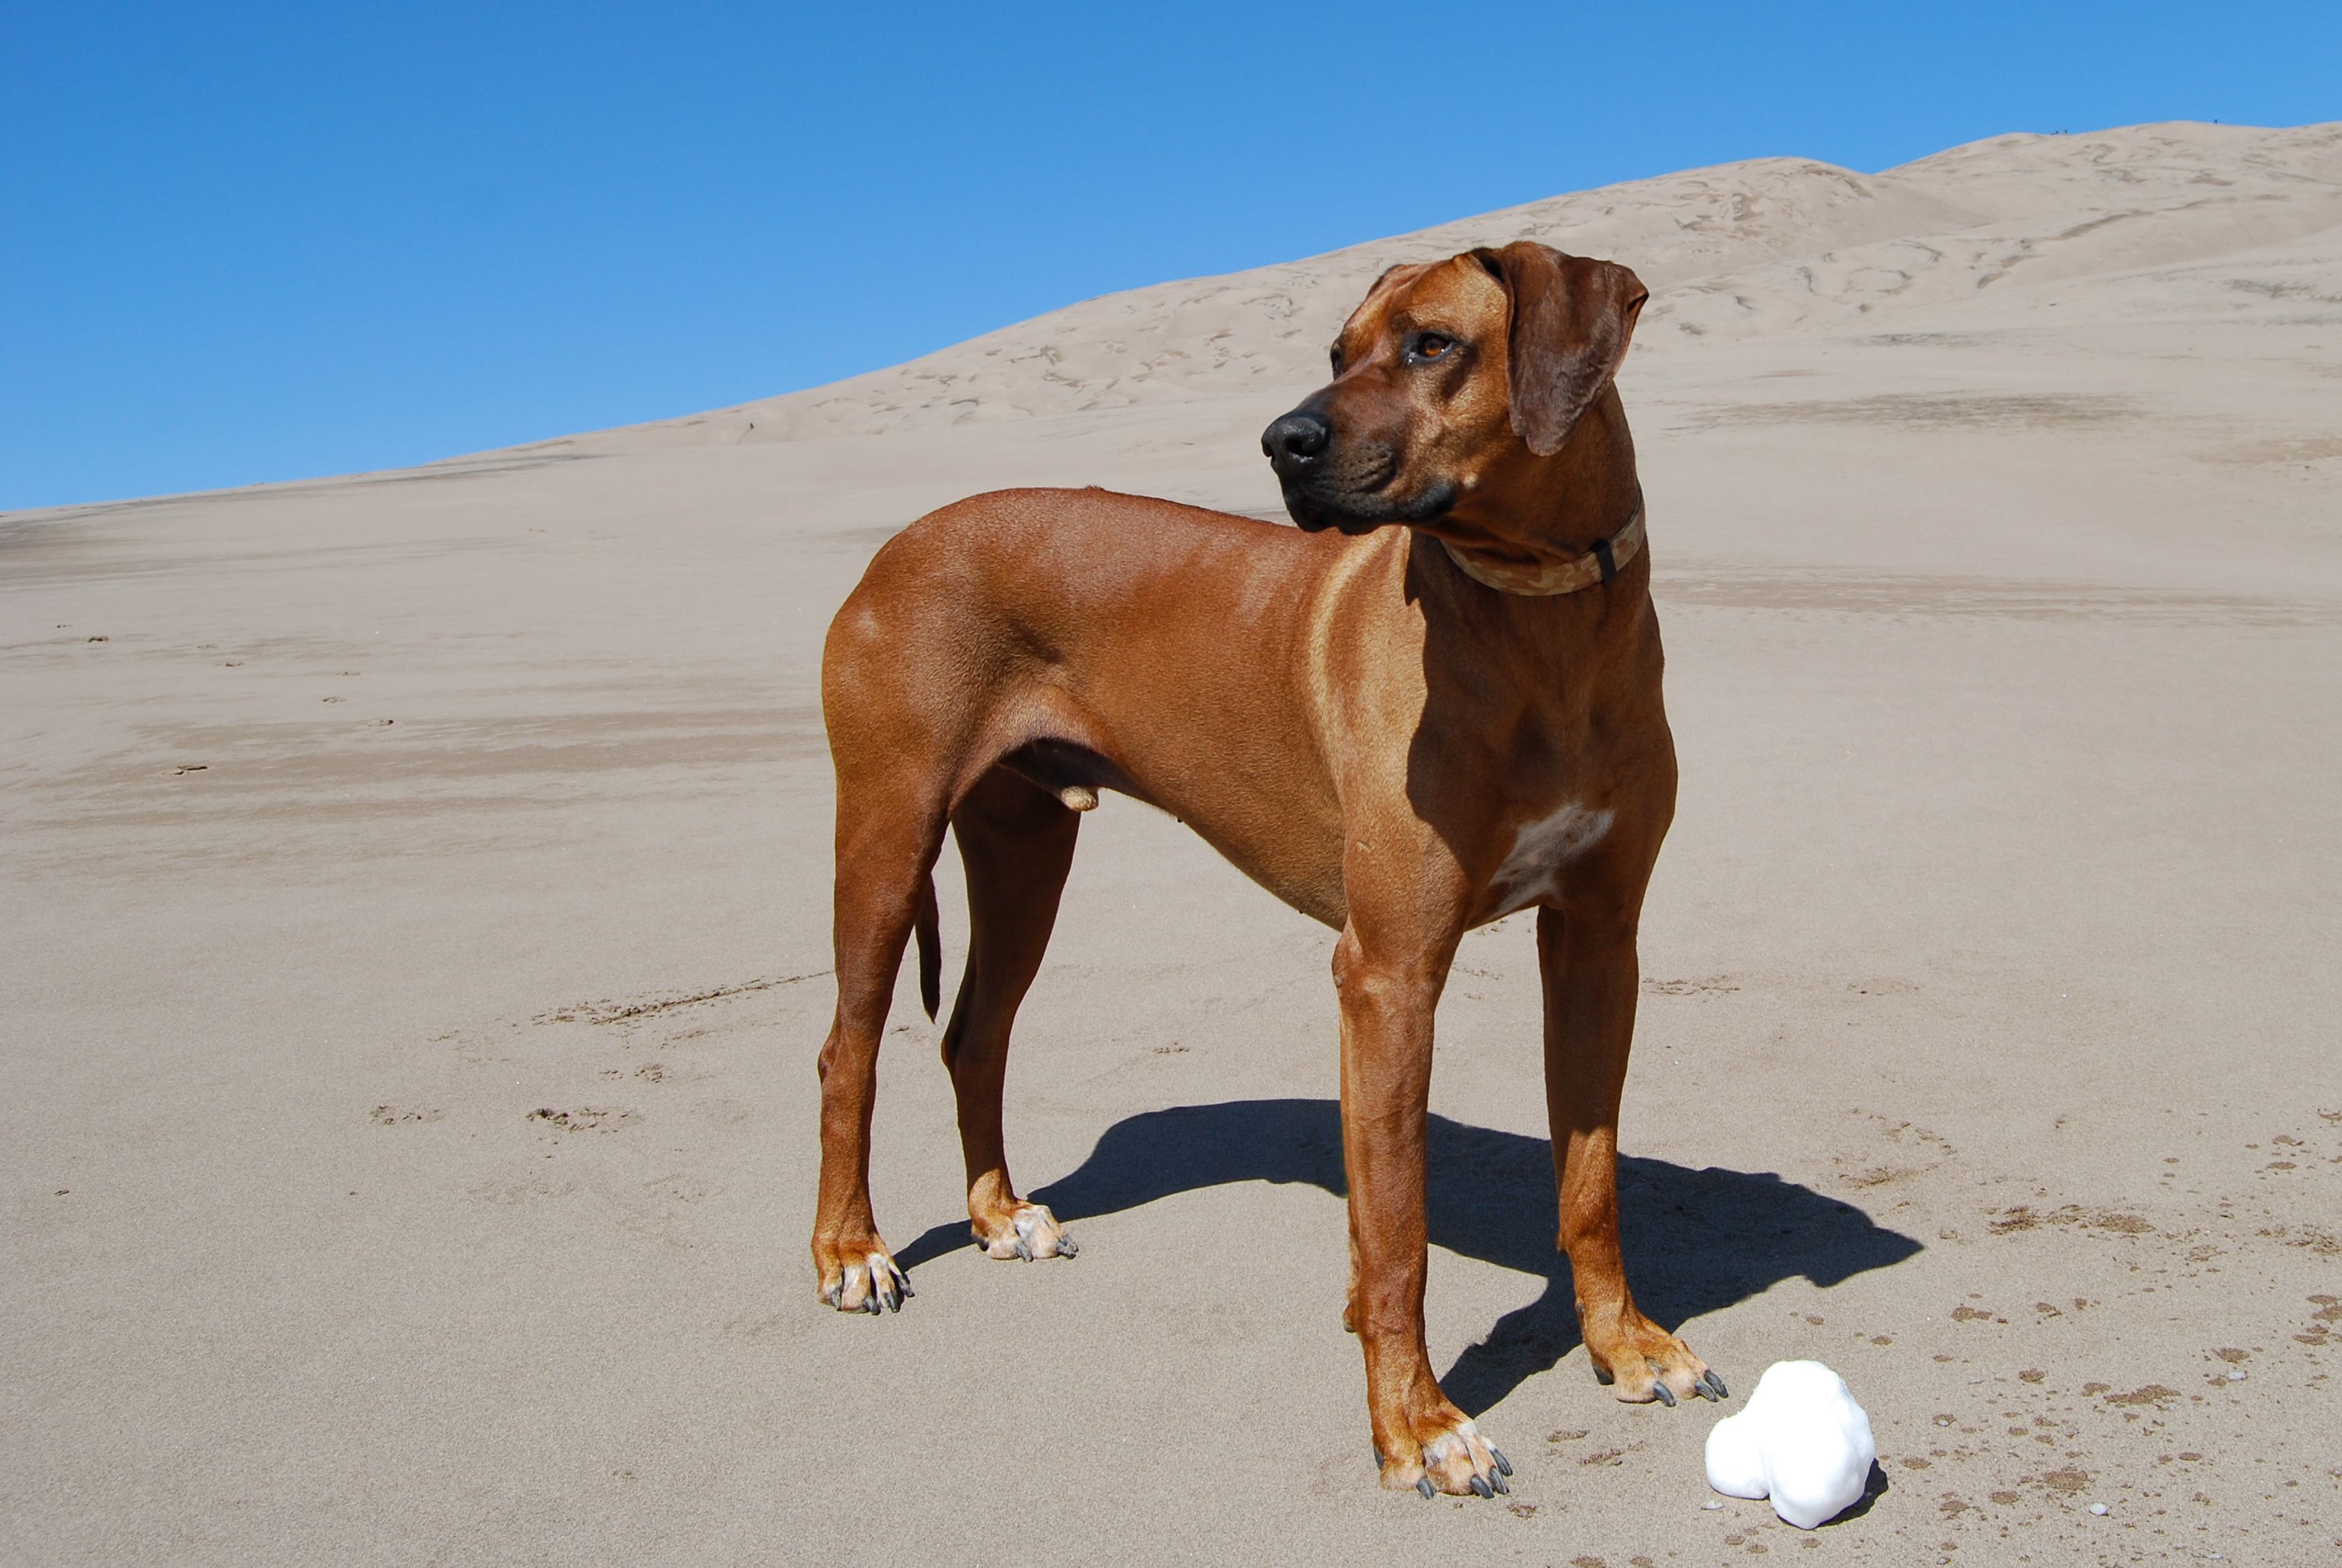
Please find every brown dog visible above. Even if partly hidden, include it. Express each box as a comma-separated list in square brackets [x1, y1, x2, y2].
[812, 240, 1722, 1498]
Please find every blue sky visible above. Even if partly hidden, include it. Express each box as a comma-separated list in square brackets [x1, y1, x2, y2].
[3, 2, 2336, 510]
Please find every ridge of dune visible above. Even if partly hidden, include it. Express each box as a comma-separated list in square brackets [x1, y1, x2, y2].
[540, 119, 2342, 454]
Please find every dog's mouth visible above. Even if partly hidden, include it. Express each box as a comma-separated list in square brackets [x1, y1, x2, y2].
[1279, 461, 1460, 535]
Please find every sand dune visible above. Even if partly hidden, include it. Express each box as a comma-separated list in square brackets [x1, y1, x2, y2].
[4, 121, 2339, 1564]
[552, 120, 2342, 447]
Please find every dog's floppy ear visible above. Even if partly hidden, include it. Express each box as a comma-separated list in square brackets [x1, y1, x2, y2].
[1471, 242, 1648, 456]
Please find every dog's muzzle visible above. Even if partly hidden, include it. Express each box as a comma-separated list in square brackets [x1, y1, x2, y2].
[1263, 404, 1460, 533]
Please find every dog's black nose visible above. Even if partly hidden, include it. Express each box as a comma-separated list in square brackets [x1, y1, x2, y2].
[1262, 410, 1332, 475]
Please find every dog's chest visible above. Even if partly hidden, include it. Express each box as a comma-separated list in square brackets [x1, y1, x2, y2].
[1487, 800, 1614, 915]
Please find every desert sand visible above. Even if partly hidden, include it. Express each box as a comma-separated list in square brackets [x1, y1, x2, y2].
[4, 121, 2339, 1565]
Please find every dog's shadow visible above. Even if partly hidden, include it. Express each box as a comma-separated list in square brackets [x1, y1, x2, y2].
[896, 1097, 1922, 1417]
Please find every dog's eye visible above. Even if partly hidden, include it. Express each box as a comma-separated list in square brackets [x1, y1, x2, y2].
[1411, 333, 1455, 362]
[1329, 346, 1345, 375]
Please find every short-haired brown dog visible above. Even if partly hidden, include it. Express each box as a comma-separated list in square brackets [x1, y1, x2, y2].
[813, 241, 1723, 1499]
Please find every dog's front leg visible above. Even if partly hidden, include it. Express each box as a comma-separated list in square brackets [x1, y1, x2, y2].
[1538, 897, 1724, 1406]
[1333, 923, 1509, 1499]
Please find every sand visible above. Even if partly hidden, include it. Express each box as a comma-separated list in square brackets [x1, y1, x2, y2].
[3, 121, 2339, 1565]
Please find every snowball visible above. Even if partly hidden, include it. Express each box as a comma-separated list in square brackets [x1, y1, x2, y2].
[1704, 1360, 1877, 1530]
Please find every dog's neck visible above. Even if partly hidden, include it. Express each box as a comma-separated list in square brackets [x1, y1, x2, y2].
[1437, 496, 1644, 596]
[1427, 392, 1645, 592]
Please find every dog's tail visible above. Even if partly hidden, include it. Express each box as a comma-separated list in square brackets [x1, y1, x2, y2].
[914, 871, 942, 1023]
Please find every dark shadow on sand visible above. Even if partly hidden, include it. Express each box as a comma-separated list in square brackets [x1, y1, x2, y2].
[896, 1097, 1922, 1417]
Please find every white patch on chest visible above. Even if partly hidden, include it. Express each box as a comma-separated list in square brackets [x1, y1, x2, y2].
[1488, 801, 1614, 915]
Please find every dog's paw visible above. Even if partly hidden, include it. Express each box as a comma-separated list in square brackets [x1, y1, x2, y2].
[1586, 1314, 1724, 1406]
[974, 1202, 1077, 1261]
[815, 1243, 912, 1314]
[1377, 1410, 1512, 1498]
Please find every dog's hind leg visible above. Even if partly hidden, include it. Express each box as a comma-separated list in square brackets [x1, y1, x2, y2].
[942, 765, 1082, 1262]
[811, 781, 949, 1314]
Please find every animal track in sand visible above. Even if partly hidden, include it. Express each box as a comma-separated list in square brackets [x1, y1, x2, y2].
[2101, 1384, 2182, 1408]
[2258, 1222, 2342, 1257]
[1988, 1204, 2154, 1236]
[527, 1106, 637, 1135]
[533, 969, 827, 1026]
[369, 1105, 443, 1126]
[1577, 1442, 1643, 1468]
[1644, 974, 1740, 996]
[1832, 1114, 1957, 1192]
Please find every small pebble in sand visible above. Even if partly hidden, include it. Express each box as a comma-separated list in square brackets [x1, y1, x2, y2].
[2088, 1502, 2109, 1515]
[1706, 1361, 1877, 1530]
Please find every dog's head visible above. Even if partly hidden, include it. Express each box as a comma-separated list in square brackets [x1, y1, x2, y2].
[1262, 241, 1646, 537]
